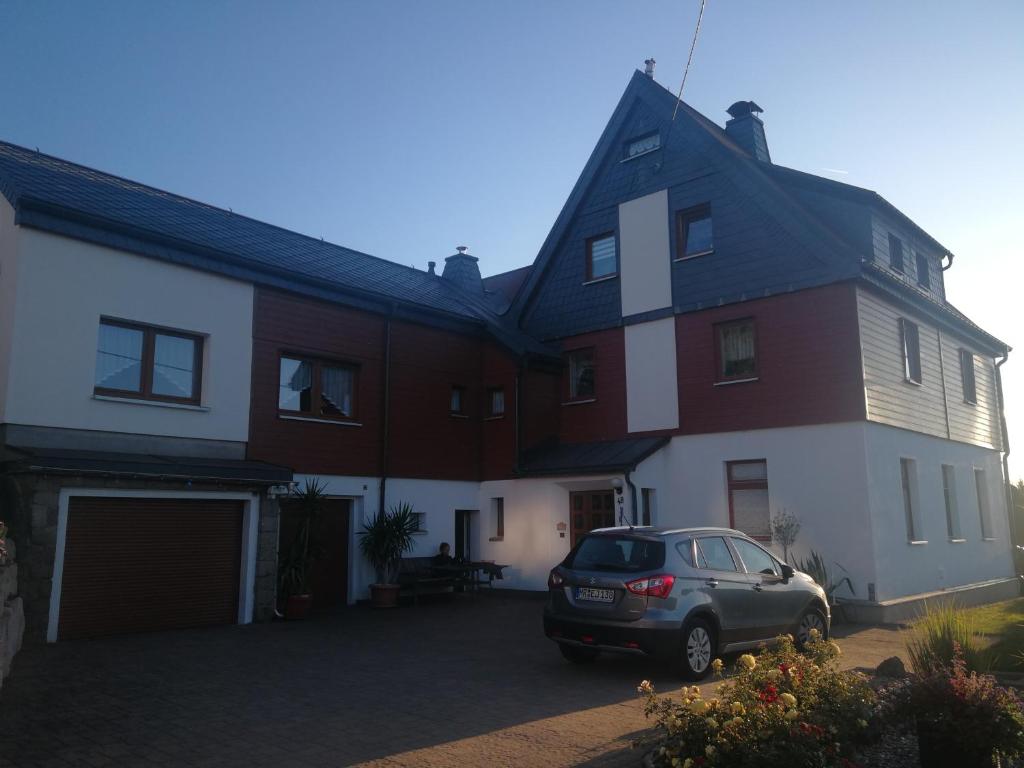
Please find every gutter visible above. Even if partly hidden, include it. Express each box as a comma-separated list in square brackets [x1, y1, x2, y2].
[941, 252, 954, 271]
[995, 351, 1016, 556]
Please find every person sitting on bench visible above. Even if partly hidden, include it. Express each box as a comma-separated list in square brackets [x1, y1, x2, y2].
[432, 542, 454, 566]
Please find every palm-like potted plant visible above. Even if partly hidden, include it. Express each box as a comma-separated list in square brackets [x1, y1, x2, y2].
[277, 478, 327, 620]
[358, 501, 419, 608]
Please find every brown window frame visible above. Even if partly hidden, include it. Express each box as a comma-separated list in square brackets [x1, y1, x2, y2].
[714, 318, 758, 383]
[277, 353, 359, 421]
[565, 346, 596, 402]
[726, 459, 770, 542]
[487, 387, 506, 418]
[94, 318, 203, 405]
[899, 318, 922, 384]
[959, 349, 977, 405]
[585, 232, 618, 282]
[676, 204, 714, 260]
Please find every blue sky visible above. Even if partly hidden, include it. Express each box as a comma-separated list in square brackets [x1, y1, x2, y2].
[1, 1, 1021, 479]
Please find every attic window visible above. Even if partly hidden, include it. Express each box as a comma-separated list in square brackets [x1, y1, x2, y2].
[889, 234, 905, 273]
[915, 252, 931, 290]
[624, 132, 660, 160]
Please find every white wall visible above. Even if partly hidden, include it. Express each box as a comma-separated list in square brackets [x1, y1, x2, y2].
[645, 424, 877, 599]
[625, 317, 679, 432]
[0, 198, 19, 422]
[863, 422, 1014, 601]
[477, 475, 624, 591]
[4, 228, 254, 442]
[618, 189, 672, 316]
[296, 474, 480, 603]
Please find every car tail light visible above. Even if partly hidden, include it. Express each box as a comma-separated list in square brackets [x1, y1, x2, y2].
[625, 574, 675, 599]
[548, 569, 565, 589]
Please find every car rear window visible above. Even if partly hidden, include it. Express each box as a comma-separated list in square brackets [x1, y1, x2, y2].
[567, 535, 665, 572]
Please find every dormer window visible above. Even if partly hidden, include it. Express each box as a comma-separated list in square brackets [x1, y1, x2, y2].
[624, 132, 660, 160]
[915, 252, 931, 289]
[676, 205, 713, 259]
[889, 234, 905, 273]
[585, 233, 617, 281]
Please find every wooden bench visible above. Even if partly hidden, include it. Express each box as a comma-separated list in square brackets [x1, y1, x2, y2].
[396, 557, 464, 603]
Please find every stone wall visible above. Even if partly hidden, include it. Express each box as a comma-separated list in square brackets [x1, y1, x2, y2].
[0, 472, 279, 644]
[0, 538, 24, 689]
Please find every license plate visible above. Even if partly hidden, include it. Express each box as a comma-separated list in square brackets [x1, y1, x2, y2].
[575, 587, 615, 603]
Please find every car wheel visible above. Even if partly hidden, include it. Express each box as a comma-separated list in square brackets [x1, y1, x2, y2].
[677, 618, 715, 680]
[796, 606, 829, 648]
[559, 643, 599, 664]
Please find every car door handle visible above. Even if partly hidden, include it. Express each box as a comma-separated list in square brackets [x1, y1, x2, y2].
[752, 583, 763, 592]
[705, 578, 719, 588]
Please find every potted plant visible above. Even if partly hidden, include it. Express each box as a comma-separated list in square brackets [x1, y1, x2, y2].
[893, 644, 1024, 767]
[277, 478, 327, 620]
[357, 501, 418, 608]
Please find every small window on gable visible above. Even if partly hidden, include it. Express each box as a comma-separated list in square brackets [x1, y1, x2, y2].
[586, 233, 617, 281]
[915, 252, 931, 289]
[677, 205, 713, 259]
[889, 234, 905, 273]
[625, 131, 660, 160]
[716, 319, 757, 382]
[960, 349, 977, 404]
[899, 318, 922, 384]
[488, 387, 505, 417]
[567, 347, 595, 400]
[450, 385, 465, 414]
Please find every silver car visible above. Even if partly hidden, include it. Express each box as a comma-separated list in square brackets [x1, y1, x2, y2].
[543, 526, 830, 679]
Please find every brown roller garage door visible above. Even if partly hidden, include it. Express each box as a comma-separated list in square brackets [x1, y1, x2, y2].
[58, 497, 244, 641]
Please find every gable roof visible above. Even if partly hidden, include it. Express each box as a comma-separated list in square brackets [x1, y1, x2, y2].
[0, 140, 556, 359]
[507, 71, 1006, 354]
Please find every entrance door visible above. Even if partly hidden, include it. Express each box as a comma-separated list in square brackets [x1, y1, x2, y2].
[569, 491, 616, 547]
[454, 510, 477, 561]
[279, 498, 350, 610]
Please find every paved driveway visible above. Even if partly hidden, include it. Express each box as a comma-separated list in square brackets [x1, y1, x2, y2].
[0, 592, 905, 768]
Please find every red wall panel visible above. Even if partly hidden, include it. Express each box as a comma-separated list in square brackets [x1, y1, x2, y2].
[247, 289, 386, 476]
[557, 327, 628, 444]
[676, 283, 865, 434]
[481, 344, 519, 480]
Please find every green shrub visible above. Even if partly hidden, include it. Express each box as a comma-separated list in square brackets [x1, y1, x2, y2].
[905, 602, 991, 674]
[638, 634, 875, 767]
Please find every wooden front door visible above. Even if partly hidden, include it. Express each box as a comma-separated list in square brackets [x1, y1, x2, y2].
[279, 498, 350, 610]
[569, 491, 616, 547]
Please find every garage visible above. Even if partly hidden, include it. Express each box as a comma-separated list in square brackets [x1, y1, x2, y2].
[57, 497, 245, 641]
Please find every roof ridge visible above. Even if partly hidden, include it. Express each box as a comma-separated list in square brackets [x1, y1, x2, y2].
[0, 138, 440, 284]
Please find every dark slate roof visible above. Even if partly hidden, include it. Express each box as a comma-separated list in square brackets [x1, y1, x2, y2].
[519, 437, 669, 476]
[483, 265, 532, 304]
[0, 140, 557, 360]
[1, 446, 293, 484]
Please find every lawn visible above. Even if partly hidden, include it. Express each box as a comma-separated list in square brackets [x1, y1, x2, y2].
[964, 597, 1024, 671]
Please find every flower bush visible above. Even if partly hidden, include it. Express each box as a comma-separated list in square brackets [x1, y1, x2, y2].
[639, 633, 875, 768]
[882, 643, 1024, 762]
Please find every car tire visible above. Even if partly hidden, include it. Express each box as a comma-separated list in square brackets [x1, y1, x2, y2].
[676, 617, 716, 680]
[795, 606, 829, 648]
[559, 643, 600, 664]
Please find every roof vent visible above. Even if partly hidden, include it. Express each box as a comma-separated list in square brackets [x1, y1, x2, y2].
[725, 100, 771, 163]
[441, 246, 483, 293]
[644, 58, 656, 78]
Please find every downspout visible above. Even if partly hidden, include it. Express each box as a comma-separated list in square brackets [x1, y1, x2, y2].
[941, 252, 954, 271]
[625, 468, 639, 526]
[378, 308, 394, 517]
[995, 351, 1016, 565]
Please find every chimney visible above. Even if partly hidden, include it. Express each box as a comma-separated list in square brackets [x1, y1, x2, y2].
[440, 246, 483, 293]
[644, 58, 656, 78]
[725, 101, 771, 163]
[427, 261, 436, 276]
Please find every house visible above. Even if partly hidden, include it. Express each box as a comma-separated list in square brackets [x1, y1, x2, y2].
[0, 66, 1013, 643]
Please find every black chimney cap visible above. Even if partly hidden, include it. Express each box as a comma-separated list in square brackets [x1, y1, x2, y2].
[726, 100, 764, 119]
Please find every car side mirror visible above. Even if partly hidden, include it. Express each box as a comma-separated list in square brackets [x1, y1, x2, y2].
[780, 564, 795, 581]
